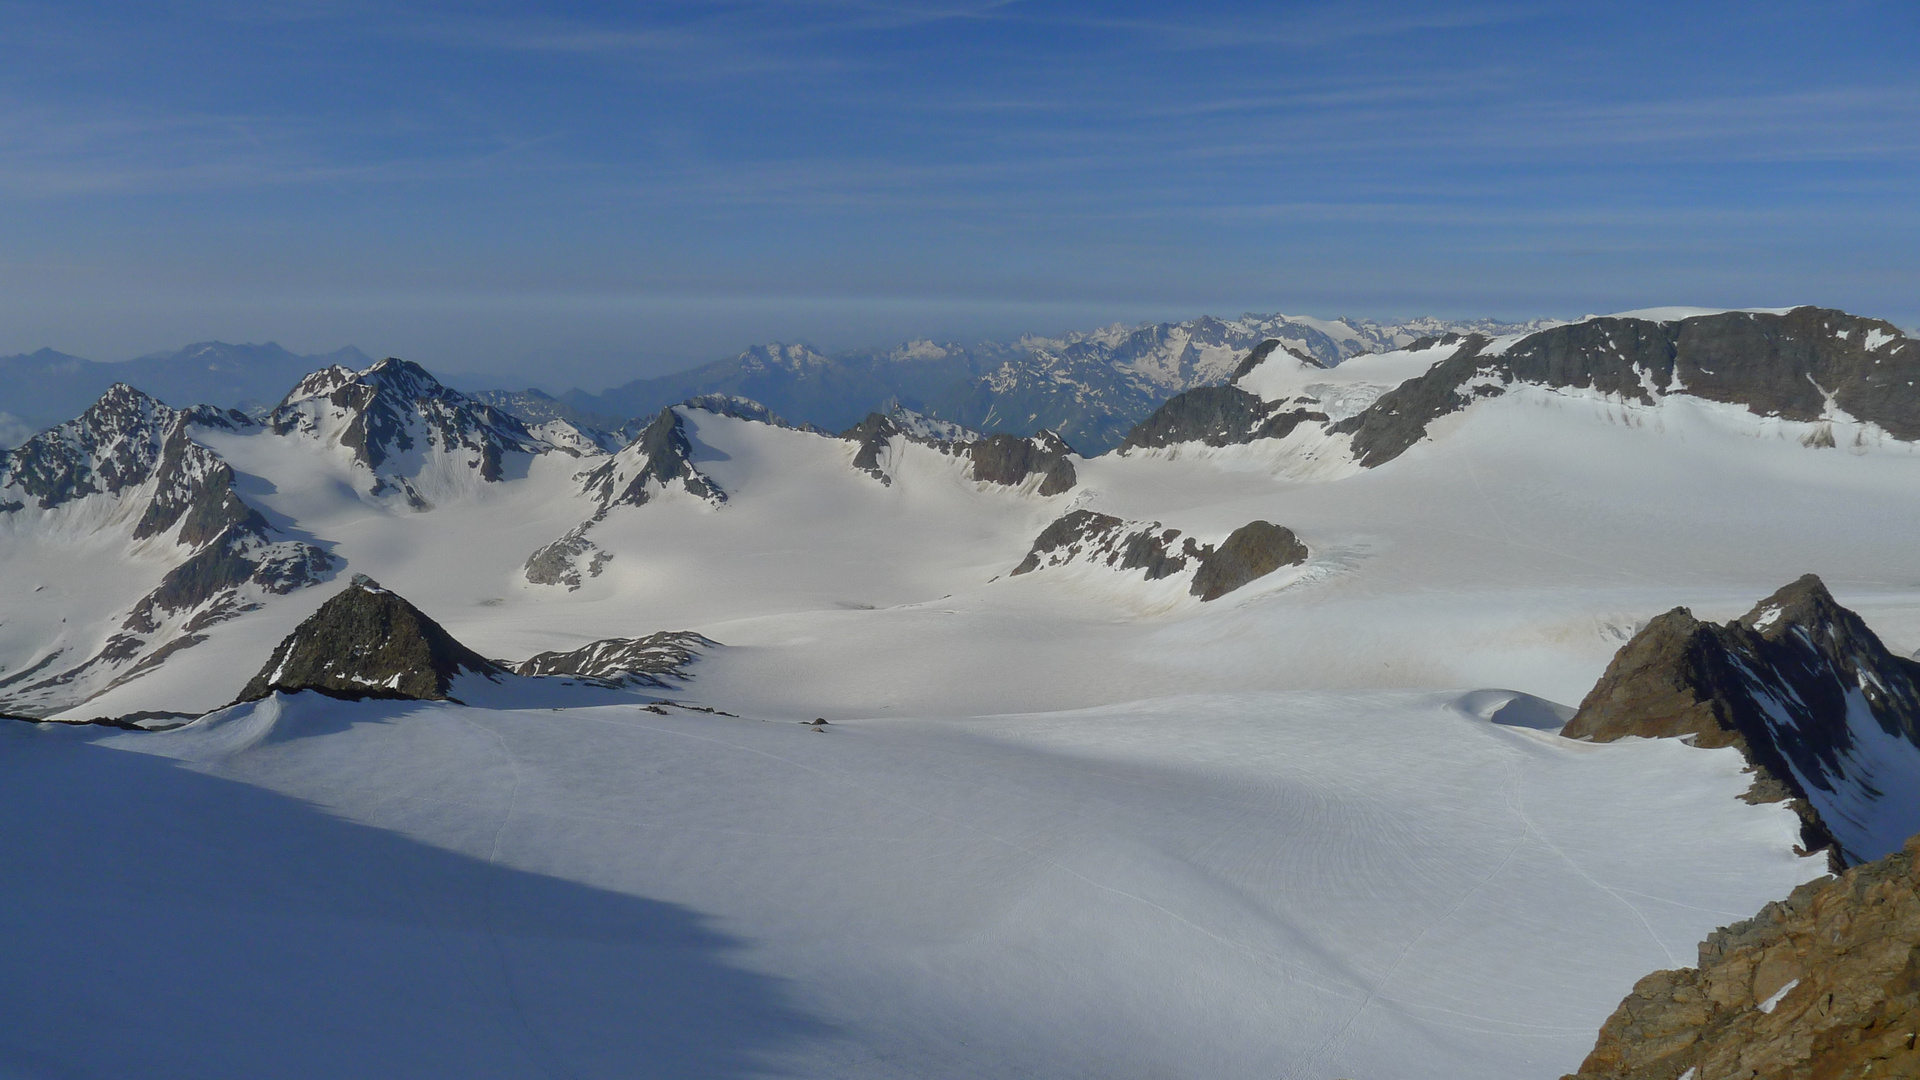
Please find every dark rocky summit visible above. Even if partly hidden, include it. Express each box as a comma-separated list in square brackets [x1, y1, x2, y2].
[1012, 511, 1307, 600]
[239, 576, 504, 702]
[580, 406, 725, 511]
[1226, 338, 1291, 382]
[966, 431, 1078, 496]
[1564, 833, 1920, 1080]
[1188, 521, 1310, 602]
[840, 412, 905, 484]
[270, 358, 548, 495]
[1117, 338, 1329, 452]
[1117, 385, 1327, 452]
[1565, 575, 1920, 868]
[511, 631, 718, 688]
[526, 405, 726, 588]
[1337, 307, 1920, 466]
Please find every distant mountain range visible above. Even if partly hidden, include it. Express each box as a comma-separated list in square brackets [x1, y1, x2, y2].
[0, 342, 374, 446]
[0, 314, 1551, 453]
[496, 314, 1560, 452]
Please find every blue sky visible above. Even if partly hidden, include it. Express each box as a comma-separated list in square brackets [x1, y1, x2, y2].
[1, 0, 1915, 388]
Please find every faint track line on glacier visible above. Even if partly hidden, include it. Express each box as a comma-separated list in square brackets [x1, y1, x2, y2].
[449, 709, 578, 1080]
[562, 709, 1381, 1004]
[1282, 749, 1534, 1080]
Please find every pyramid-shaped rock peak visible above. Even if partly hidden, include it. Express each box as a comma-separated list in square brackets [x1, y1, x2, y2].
[239, 575, 504, 703]
[1565, 573, 1920, 866]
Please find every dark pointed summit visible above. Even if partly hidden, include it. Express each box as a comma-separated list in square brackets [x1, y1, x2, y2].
[238, 575, 504, 703]
[1565, 573, 1920, 867]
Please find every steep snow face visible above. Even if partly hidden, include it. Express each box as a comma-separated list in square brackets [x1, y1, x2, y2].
[267, 357, 571, 507]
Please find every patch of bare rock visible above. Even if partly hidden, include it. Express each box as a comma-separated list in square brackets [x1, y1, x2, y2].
[1563, 834, 1920, 1080]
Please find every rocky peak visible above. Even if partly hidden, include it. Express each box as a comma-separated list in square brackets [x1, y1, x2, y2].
[1564, 574, 1920, 867]
[0, 383, 177, 508]
[239, 575, 503, 703]
[1564, 833, 1920, 1080]
[269, 356, 547, 497]
[580, 406, 725, 512]
[1227, 339, 1286, 383]
[840, 412, 902, 484]
[965, 430, 1078, 496]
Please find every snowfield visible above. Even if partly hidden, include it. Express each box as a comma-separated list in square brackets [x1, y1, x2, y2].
[7, 331, 1920, 1078]
[5, 690, 1813, 1080]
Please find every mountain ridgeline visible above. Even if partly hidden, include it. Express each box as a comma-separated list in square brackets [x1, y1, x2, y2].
[1119, 306, 1920, 467]
[5, 305, 1920, 721]
[498, 313, 1555, 453]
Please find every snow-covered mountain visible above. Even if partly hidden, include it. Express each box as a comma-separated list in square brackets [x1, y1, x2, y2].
[0, 385, 335, 717]
[7, 305, 1920, 1080]
[530, 313, 1555, 454]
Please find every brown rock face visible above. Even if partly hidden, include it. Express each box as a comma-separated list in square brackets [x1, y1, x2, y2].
[1564, 834, 1920, 1080]
[1563, 574, 1920, 867]
[1188, 521, 1308, 601]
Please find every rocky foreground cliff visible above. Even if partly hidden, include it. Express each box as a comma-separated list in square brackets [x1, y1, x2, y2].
[1564, 834, 1920, 1080]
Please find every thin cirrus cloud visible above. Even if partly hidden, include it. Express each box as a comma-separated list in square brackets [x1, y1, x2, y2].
[0, 0, 1913, 374]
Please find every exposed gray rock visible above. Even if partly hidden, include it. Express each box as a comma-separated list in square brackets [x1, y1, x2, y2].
[965, 431, 1077, 496]
[522, 523, 610, 591]
[511, 631, 718, 688]
[1012, 511, 1308, 601]
[1564, 574, 1920, 867]
[1337, 307, 1920, 466]
[0, 386, 336, 716]
[269, 358, 549, 490]
[239, 576, 504, 702]
[1117, 385, 1327, 452]
[1011, 510, 1207, 580]
[840, 412, 902, 484]
[579, 406, 725, 512]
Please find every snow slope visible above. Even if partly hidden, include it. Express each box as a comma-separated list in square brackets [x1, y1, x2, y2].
[4, 689, 1813, 1080]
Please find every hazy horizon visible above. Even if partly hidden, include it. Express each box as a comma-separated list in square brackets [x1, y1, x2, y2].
[3, 1, 1914, 389]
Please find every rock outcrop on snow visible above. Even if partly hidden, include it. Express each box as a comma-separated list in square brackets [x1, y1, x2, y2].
[1564, 833, 1920, 1080]
[239, 576, 504, 702]
[1565, 574, 1920, 868]
[966, 431, 1077, 496]
[1011, 510, 1307, 600]
[841, 412, 908, 484]
[524, 405, 726, 589]
[1188, 521, 1311, 601]
[511, 631, 718, 688]
[579, 406, 725, 512]
[1117, 385, 1327, 452]
[0, 385, 335, 716]
[840, 407, 982, 485]
[1338, 307, 1920, 466]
